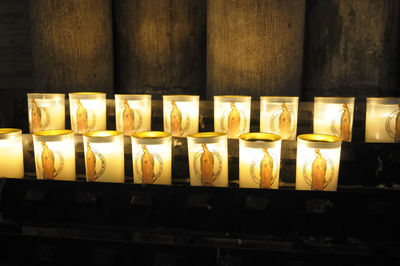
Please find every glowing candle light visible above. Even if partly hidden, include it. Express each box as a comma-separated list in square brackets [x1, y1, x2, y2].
[314, 97, 355, 142]
[69, 92, 106, 134]
[239, 133, 281, 189]
[131, 131, 171, 185]
[296, 134, 342, 191]
[365, 97, 400, 143]
[83, 131, 124, 183]
[187, 132, 228, 187]
[162, 95, 199, 137]
[260, 96, 299, 140]
[0, 129, 24, 178]
[115, 94, 152, 136]
[27, 93, 65, 133]
[214, 96, 251, 139]
[32, 130, 76, 181]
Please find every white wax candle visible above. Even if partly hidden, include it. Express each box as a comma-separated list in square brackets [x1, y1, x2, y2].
[214, 96, 251, 139]
[260, 96, 298, 140]
[314, 97, 354, 142]
[131, 131, 171, 185]
[296, 134, 342, 191]
[69, 93, 106, 134]
[163, 95, 199, 137]
[365, 98, 400, 143]
[33, 130, 76, 181]
[27, 93, 65, 133]
[83, 131, 124, 183]
[187, 132, 228, 187]
[239, 133, 281, 189]
[115, 94, 152, 136]
[0, 129, 24, 178]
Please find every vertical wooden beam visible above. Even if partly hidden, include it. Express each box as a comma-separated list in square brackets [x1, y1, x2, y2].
[207, 0, 306, 98]
[114, 0, 206, 97]
[29, 0, 114, 93]
[303, 0, 400, 100]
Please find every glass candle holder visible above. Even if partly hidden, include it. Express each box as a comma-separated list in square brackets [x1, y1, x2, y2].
[365, 97, 400, 143]
[27, 93, 65, 133]
[239, 133, 282, 189]
[162, 95, 199, 137]
[69, 92, 106, 134]
[314, 97, 355, 142]
[296, 134, 342, 191]
[260, 96, 299, 140]
[214, 96, 251, 139]
[83, 131, 124, 183]
[187, 132, 228, 187]
[131, 131, 171, 185]
[0, 129, 24, 178]
[32, 130, 76, 181]
[115, 94, 152, 136]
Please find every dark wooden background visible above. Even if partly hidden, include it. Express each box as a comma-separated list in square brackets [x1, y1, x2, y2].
[0, 0, 399, 131]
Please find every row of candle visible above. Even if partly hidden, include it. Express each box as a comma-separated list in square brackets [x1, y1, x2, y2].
[1, 129, 341, 191]
[27, 93, 400, 143]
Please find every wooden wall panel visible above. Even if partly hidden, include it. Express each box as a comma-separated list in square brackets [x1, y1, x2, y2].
[29, 0, 114, 93]
[207, 0, 306, 98]
[303, 0, 400, 100]
[114, 0, 206, 98]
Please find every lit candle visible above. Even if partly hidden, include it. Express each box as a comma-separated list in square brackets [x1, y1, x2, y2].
[0, 129, 24, 178]
[260, 96, 298, 140]
[214, 96, 251, 139]
[131, 131, 171, 185]
[27, 93, 65, 133]
[365, 97, 400, 143]
[239, 133, 281, 189]
[32, 130, 76, 181]
[187, 132, 228, 187]
[115, 94, 152, 136]
[162, 95, 199, 137]
[296, 134, 342, 191]
[314, 97, 355, 142]
[69, 92, 106, 134]
[83, 131, 124, 183]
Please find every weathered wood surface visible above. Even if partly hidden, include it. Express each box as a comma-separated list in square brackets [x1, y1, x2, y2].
[303, 0, 400, 100]
[29, 0, 114, 93]
[207, 0, 306, 98]
[114, 0, 206, 98]
[0, 0, 32, 129]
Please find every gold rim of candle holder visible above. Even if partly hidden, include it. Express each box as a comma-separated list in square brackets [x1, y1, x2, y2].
[132, 131, 171, 139]
[298, 134, 341, 143]
[187, 132, 226, 139]
[239, 132, 281, 142]
[0, 128, 22, 139]
[214, 95, 251, 103]
[84, 131, 123, 138]
[115, 94, 152, 99]
[166, 95, 197, 97]
[314, 97, 355, 104]
[69, 92, 106, 95]
[84, 131, 124, 143]
[297, 134, 342, 149]
[33, 130, 73, 137]
[366, 97, 400, 105]
[27, 93, 65, 97]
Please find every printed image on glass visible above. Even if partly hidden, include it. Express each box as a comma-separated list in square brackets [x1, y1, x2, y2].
[214, 96, 251, 139]
[115, 94, 151, 136]
[27, 93, 65, 133]
[260, 96, 298, 140]
[314, 97, 354, 142]
[187, 133, 228, 187]
[163, 95, 199, 137]
[365, 98, 400, 143]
